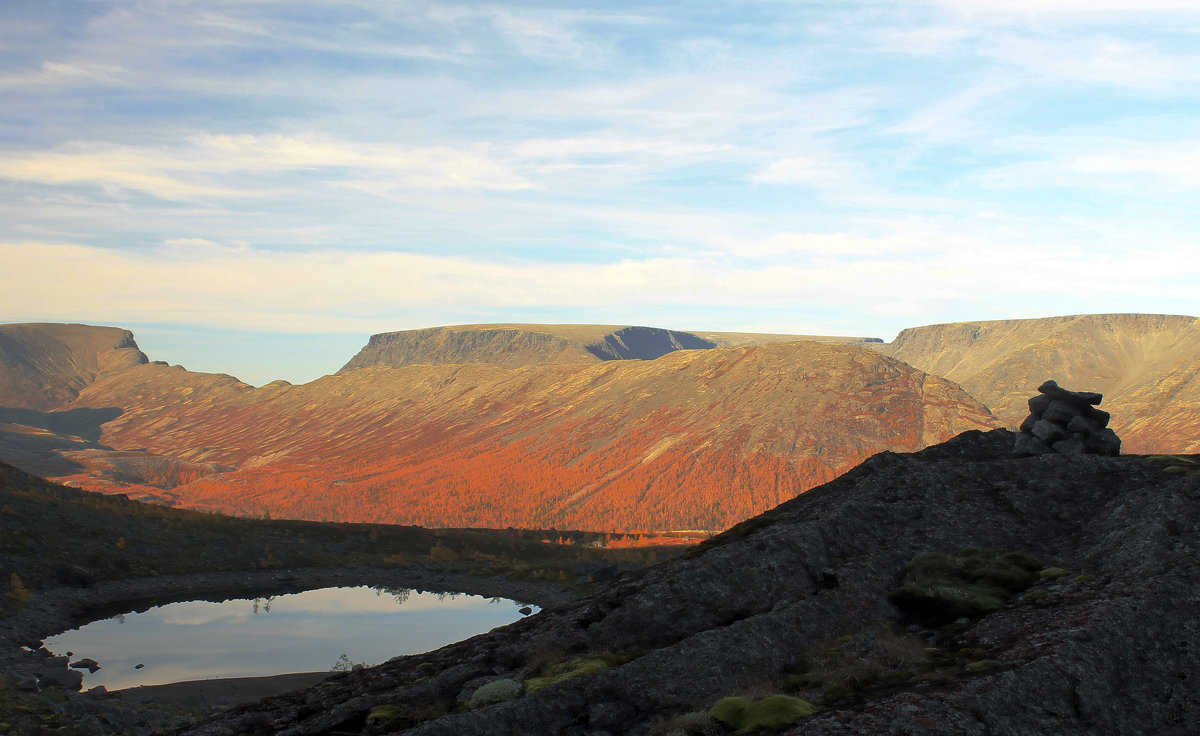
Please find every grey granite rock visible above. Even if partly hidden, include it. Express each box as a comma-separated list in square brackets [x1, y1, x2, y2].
[1014, 381, 1120, 457]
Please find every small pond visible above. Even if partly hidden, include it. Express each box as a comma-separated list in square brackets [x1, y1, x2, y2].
[42, 586, 536, 690]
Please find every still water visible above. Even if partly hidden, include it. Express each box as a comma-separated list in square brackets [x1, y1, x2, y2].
[42, 586, 536, 690]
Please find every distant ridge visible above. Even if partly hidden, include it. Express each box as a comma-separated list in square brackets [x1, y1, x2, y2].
[695, 330, 883, 347]
[338, 324, 884, 372]
[338, 324, 720, 371]
[877, 313, 1200, 453]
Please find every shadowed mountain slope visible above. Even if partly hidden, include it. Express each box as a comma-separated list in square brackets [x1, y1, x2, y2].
[66, 341, 998, 531]
[178, 430, 1200, 736]
[0, 323, 147, 411]
[878, 313, 1200, 453]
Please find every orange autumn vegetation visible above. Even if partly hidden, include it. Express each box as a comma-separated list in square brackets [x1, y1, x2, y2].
[60, 342, 1000, 533]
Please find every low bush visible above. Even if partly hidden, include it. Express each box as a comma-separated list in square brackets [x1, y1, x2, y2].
[889, 548, 1042, 625]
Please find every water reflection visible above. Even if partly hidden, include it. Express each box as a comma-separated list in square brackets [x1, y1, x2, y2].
[43, 586, 535, 690]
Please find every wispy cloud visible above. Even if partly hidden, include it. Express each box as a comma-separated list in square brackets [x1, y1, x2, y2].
[983, 35, 1200, 89]
[5, 230, 1196, 336]
[3, 0, 1200, 382]
[925, 0, 1200, 18]
[977, 138, 1200, 190]
[0, 135, 531, 201]
[750, 156, 855, 189]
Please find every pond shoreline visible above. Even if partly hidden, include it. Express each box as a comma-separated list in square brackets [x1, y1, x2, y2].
[0, 566, 575, 708]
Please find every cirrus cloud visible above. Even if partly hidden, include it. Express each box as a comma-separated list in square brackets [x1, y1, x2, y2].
[0, 134, 532, 201]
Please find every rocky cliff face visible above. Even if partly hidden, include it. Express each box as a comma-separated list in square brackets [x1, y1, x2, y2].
[0, 323, 147, 411]
[339, 326, 601, 370]
[582, 326, 717, 360]
[878, 313, 1200, 452]
[178, 430, 1200, 736]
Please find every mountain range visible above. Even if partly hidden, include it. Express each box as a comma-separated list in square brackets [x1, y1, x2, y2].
[0, 314, 1196, 532]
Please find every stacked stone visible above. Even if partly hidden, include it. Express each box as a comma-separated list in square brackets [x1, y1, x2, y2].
[1013, 379, 1121, 456]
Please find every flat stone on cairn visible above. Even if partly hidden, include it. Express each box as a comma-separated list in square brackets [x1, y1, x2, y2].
[1014, 379, 1121, 456]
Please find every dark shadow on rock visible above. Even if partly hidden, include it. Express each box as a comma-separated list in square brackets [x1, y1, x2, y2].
[585, 326, 718, 361]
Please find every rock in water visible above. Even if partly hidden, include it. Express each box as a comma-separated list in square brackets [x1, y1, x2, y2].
[1014, 380, 1120, 456]
[69, 657, 101, 673]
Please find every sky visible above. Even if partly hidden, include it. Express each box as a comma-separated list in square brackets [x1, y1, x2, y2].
[2, 0, 1199, 385]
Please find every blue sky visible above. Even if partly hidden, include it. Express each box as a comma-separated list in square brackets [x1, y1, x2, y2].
[2, 0, 1199, 385]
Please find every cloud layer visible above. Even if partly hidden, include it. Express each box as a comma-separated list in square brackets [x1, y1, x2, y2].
[2, 0, 1198, 381]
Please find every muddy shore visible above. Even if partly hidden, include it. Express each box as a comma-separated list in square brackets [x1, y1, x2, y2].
[1, 566, 575, 713]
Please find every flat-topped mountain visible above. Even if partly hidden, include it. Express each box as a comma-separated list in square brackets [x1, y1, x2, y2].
[339, 324, 887, 372]
[338, 324, 720, 371]
[877, 314, 1200, 452]
[0, 323, 147, 411]
[696, 330, 883, 348]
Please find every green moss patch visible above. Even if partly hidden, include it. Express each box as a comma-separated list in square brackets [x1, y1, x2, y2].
[466, 678, 523, 709]
[525, 653, 635, 693]
[366, 704, 406, 723]
[710, 695, 815, 734]
[1149, 455, 1199, 476]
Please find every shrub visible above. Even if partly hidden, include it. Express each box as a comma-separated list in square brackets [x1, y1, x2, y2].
[709, 695, 815, 733]
[5, 574, 31, 610]
[889, 548, 1042, 625]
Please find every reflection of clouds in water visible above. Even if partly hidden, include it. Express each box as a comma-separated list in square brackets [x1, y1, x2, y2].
[44, 586, 535, 690]
[159, 600, 254, 626]
[267, 587, 533, 615]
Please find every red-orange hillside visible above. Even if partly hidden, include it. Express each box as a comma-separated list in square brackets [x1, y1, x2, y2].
[65, 341, 999, 532]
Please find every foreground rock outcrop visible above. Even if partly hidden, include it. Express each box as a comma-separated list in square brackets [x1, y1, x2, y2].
[180, 430, 1200, 736]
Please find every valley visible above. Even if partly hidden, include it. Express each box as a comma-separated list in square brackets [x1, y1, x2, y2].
[1, 315, 1197, 533]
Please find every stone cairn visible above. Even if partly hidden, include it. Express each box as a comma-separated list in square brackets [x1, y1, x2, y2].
[1013, 379, 1121, 456]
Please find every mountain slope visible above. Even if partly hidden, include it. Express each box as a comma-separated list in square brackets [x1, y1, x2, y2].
[877, 313, 1200, 452]
[179, 430, 1200, 736]
[66, 341, 999, 531]
[0, 323, 147, 411]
